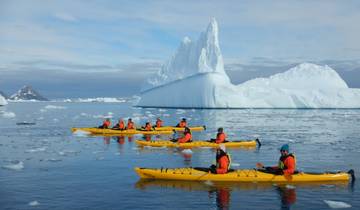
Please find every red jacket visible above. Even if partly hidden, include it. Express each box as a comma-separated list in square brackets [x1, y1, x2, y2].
[103, 120, 111, 128]
[273, 154, 296, 175]
[178, 132, 192, 143]
[216, 133, 226, 144]
[127, 122, 135, 129]
[216, 155, 230, 174]
[156, 119, 163, 128]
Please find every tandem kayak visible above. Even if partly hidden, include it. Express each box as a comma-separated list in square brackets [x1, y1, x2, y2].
[71, 127, 173, 135]
[154, 125, 206, 131]
[135, 167, 355, 183]
[136, 139, 260, 148]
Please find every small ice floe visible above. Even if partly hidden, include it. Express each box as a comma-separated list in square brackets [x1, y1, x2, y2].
[204, 180, 214, 186]
[26, 147, 47, 153]
[323, 200, 351, 208]
[285, 184, 296, 189]
[72, 130, 91, 137]
[53, 118, 59, 123]
[92, 150, 104, 154]
[58, 150, 79, 156]
[96, 156, 105, 160]
[46, 158, 62, 162]
[176, 109, 186, 114]
[230, 163, 240, 167]
[1, 111, 16, 118]
[28, 200, 40, 206]
[162, 114, 170, 117]
[45, 105, 66, 110]
[2, 161, 24, 171]
[159, 109, 167, 112]
[181, 149, 193, 154]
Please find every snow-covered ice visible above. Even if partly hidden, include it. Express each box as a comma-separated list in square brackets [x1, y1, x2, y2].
[0, 111, 16, 118]
[2, 161, 24, 171]
[28, 200, 40, 206]
[0, 95, 7, 105]
[138, 19, 360, 108]
[324, 200, 351, 208]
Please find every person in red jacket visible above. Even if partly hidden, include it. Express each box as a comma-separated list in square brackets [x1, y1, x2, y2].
[113, 119, 125, 130]
[98, 118, 111, 129]
[256, 144, 296, 175]
[142, 122, 153, 131]
[176, 118, 187, 128]
[210, 127, 227, 143]
[127, 118, 136, 130]
[210, 144, 231, 174]
[171, 127, 192, 143]
[155, 118, 163, 128]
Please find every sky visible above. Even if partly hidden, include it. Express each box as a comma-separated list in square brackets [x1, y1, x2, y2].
[1, 0, 360, 98]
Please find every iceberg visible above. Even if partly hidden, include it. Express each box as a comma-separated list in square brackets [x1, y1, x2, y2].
[138, 19, 360, 108]
[0, 95, 7, 106]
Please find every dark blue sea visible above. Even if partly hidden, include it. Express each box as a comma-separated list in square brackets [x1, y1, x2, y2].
[1, 101, 359, 209]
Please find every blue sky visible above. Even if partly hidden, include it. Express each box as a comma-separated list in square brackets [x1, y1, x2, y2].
[1, 0, 360, 98]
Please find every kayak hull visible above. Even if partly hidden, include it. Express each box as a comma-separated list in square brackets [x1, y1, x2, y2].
[136, 140, 258, 148]
[135, 167, 351, 183]
[71, 127, 173, 135]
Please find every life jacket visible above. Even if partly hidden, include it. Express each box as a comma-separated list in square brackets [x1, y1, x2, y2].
[216, 151, 231, 174]
[178, 132, 192, 143]
[216, 132, 226, 144]
[278, 153, 296, 170]
[127, 121, 135, 129]
[156, 119, 163, 128]
[103, 120, 111, 128]
[118, 121, 125, 129]
[145, 123, 152, 131]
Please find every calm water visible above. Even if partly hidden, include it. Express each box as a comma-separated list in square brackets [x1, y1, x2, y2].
[1, 102, 360, 210]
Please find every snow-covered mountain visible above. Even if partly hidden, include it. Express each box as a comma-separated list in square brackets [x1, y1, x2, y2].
[9, 85, 48, 101]
[138, 19, 360, 108]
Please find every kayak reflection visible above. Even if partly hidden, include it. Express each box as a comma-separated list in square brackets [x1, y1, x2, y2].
[135, 180, 349, 210]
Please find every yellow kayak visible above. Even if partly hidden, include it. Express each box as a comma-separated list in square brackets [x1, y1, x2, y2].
[154, 126, 206, 131]
[136, 139, 260, 148]
[71, 127, 173, 135]
[135, 167, 354, 183]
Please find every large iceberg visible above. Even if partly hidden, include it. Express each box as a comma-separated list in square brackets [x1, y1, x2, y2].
[138, 19, 360, 108]
[0, 95, 7, 106]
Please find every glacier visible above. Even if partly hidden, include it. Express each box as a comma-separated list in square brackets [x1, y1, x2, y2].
[138, 19, 360, 108]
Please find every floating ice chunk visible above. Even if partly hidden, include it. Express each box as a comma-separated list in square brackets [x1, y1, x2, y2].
[93, 150, 104, 154]
[96, 156, 105, 160]
[204, 180, 214, 186]
[231, 163, 240, 167]
[73, 130, 91, 137]
[176, 109, 186, 114]
[285, 184, 296, 189]
[44, 105, 66, 109]
[181, 149, 193, 154]
[1, 111, 16, 118]
[26, 147, 47, 153]
[2, 161, 24, 171]
[324, 200, 351, 208]
[28, 200, 40, 206]
[46, 158, 62, 162]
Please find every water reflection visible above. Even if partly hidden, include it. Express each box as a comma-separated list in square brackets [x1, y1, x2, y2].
[135, 180, 349, 210]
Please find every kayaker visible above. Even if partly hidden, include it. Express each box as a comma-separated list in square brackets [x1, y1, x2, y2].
[256, 144, 296, 175]
[127, 118, 136, 130]
[210, 127, 227, 143]
[171, 127, 192, 143]
[210, 144, 231, 174]
[176, 118, 187, 128]
[155, 118, 163, 128]
[113, 119, 125, 130]
[98, 118, 111, 129]
[142, 122, 153, 131]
